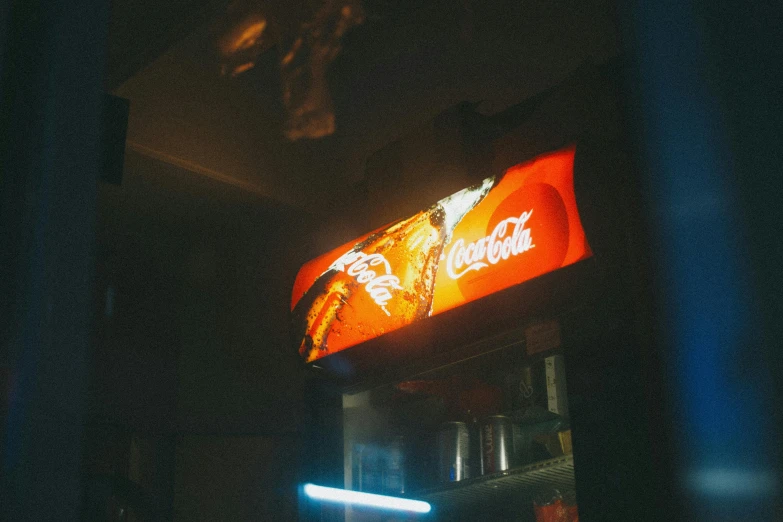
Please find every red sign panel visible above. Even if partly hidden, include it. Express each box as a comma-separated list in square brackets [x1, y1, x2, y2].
[292, 146, 592, 363]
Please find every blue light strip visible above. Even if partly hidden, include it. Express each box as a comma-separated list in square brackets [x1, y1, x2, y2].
[303, 484, 431, 514]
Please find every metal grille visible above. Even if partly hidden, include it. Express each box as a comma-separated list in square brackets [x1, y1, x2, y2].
[417, 456, 575, 512]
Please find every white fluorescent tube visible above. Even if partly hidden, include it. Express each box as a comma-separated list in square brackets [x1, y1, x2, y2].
[302, 483, 431, 514]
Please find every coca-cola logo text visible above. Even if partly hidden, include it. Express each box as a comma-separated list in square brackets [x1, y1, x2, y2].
[330, 251, 402, 316]
[446, 210, 535, 280]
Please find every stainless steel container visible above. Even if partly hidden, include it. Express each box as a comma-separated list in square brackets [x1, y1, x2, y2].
[480, 415, 514, 475]
[437, 421, 470, 482]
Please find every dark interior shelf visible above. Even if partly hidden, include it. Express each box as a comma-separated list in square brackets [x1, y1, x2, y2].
[415, 455, 575, 513]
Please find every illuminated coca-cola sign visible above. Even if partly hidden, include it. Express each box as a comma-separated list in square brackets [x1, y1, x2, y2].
[291, 146, 592, 363]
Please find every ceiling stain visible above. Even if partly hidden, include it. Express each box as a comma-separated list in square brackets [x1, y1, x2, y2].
[215, 0, 365, 140]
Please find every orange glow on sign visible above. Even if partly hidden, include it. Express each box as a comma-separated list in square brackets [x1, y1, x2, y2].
[291, 146, 592, 363]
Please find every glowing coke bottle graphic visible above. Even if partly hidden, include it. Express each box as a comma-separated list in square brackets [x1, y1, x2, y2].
[292, 177, 495, 363]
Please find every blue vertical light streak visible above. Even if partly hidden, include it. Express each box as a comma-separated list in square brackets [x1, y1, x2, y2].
[630, 0, 779, 514]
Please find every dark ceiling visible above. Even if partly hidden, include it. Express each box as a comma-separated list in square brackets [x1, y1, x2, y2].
[106, 0, 620, 217]
[106, 0, 229, 89]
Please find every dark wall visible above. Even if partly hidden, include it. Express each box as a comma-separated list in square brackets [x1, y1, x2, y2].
[174, 435, 299, 521]
[87, 149, 314, 520]
[95, 150, 312, 433]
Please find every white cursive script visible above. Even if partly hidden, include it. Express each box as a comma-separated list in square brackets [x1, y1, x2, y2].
[329, 251, 402, 315]
[446, 209, 535, 280]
